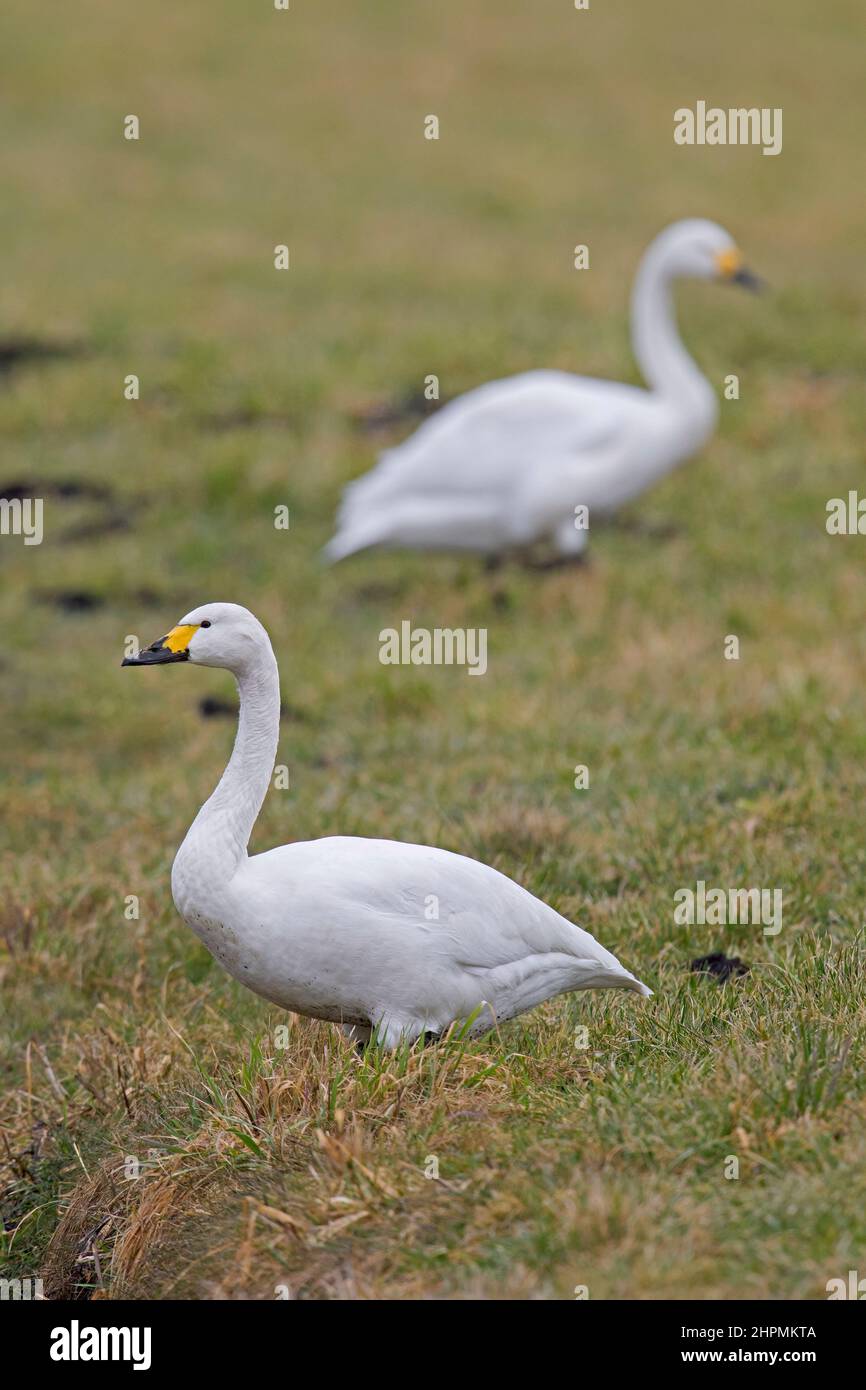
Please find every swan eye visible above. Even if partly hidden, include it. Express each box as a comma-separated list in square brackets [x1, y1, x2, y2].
[200, 620, 212, 628]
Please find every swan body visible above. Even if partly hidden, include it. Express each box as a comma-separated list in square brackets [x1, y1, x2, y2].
[325, 219, 759, 564]
[123, 603, 650, 1047]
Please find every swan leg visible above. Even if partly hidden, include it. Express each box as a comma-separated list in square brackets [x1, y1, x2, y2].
[345, 1019, 425, 1051]
[608, 514, 680, 541]
[340, 1022, 372, 1052]
[519, 519, 589, 571]
[525, 551, 590, 572]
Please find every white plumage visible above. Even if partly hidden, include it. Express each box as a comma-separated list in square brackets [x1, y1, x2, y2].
[325, 219, 759, 565]
[123, 603, 650, 1048]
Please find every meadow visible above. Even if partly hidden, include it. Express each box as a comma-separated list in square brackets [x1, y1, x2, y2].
[2, 0, 866, 1299]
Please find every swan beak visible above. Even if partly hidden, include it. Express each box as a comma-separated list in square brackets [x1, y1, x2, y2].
[716, 248, 764, 293]
[122, 623, 199, 666]
[731, 266, 764, 293]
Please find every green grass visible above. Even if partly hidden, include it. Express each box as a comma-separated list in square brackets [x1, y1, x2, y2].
[2, 0, 866, 1299]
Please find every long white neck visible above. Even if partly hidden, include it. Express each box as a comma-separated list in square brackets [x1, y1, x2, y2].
[630, 245, 717, 423]
[173, 644, 281, 908]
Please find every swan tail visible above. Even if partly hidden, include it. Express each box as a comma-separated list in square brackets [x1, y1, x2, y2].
[622, 973, 653, 998]
[586, 964, 652, 996]
[322, 517, 388, 564]
[336, 448, 402, 524]
[324, 449, 408, 563]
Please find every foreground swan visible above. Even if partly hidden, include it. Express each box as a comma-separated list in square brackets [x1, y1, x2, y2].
[123, 603, 650, 1046]
[325, 218, 760, 565]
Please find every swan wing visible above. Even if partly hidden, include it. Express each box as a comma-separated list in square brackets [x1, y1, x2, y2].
[326, 371, 648, 556]
[342, 371, 639, 507]
[244, 837, 649, 1036]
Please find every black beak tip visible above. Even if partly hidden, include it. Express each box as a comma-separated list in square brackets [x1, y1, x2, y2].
[732, 267, 765, 294]
[120, 645, 189, 667]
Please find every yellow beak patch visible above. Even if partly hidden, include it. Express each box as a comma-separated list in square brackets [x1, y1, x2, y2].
[163, 623, 200, 653]
[716, 247, 744, 279]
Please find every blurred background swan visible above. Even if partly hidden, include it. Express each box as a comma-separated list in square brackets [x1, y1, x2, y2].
[325, 218, 761, 568]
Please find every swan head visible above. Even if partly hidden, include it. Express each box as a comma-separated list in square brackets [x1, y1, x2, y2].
[122, 602, 271, 674]
[650, 218, 762, 291]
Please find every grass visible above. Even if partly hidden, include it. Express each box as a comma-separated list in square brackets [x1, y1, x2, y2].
[2, 0, 866, 1299]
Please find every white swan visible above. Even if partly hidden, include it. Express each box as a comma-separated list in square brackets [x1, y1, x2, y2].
[123, 603, 650, 1047]
[324, 219, 760, 566]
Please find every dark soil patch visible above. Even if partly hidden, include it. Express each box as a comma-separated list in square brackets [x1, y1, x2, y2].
[199, 409, 295, 432]
[352, 389, 443, 433]
[199, 696, 308, 722]
[690, 952, 751, 983]
[0, 477, 134, 543]
[0, 338, 84, 378]
[37, 590, 105, 613]
[198, 696, 238, 719]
